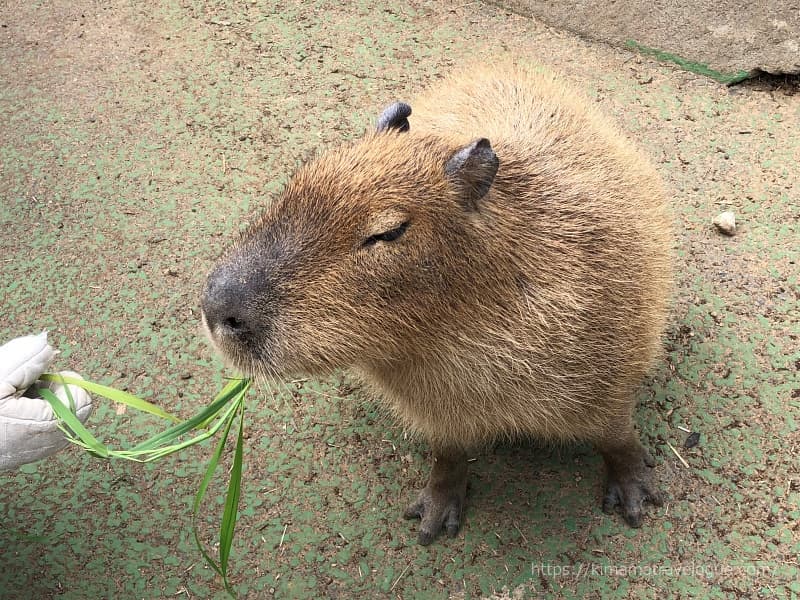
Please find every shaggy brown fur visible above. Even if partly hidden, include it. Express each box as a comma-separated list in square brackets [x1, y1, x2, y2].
[201, 62, 674, 545]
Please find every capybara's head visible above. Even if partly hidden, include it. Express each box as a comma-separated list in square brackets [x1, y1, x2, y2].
[201, 103, 500, 377]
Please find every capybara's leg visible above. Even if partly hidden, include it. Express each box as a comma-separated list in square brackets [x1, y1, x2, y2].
[404, 448, 468, 545]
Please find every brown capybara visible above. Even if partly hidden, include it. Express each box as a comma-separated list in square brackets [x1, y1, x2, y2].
[201, 62, 674, 545]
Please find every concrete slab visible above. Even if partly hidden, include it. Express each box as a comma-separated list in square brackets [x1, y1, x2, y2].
[494, 0, 800, 81]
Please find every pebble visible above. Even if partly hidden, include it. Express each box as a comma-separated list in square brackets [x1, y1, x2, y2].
[684, 431, 701, 449]
[713, 211, 736, 235]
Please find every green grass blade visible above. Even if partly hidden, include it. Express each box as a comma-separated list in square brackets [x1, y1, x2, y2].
[40, 375, 250, 463]
[63, 378, 77, 412]
[125, 394, 244, 461]
[197, 378, 250, 429]
[192, 402, 239, 583]
[129, 379, 249, 452]
[219, 405, 245, 592]
[39, 388, 110, 458]
[40, 374, 180, 423]
[39, 371, 252, 594]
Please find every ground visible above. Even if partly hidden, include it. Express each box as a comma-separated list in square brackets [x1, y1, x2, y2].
[0, 1, 798, 599]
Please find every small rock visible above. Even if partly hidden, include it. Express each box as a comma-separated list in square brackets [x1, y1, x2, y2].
[684, 431, 701, 449]
[713, 211, 736, 235]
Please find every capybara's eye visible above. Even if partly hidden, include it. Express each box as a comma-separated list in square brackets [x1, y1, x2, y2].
[362, 221, 409, 247]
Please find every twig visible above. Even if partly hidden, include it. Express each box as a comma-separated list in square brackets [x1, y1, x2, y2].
[390, 564, 411, 592]
[666, 441, 690, 468]
[279, 524, 288, 548]
[513, 523, 528, 545]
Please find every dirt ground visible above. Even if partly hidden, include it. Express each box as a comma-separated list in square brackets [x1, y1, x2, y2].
[0, 1, 798, 599]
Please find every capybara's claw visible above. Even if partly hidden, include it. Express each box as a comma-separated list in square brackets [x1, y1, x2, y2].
[404, 485, 465, 545]
[601, 443, 663, 528]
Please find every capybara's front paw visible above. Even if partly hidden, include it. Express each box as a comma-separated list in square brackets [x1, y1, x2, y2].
[404, 450, 468, 545]
[602, 448, 663, 527]
[403, 482, 465, 545]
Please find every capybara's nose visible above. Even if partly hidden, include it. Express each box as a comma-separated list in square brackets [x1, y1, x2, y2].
[201, 266, 252, 337]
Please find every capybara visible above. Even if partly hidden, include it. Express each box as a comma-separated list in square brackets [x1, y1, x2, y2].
[201, 62, 674, 545]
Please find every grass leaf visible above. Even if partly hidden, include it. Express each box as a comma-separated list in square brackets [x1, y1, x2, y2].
[129, 378, 248, 451]
[219, 405, 245, 591]
[39, 372, 252, 596]
[39, 388, 110, 458]
[40, 373, 180, 423]
[192, 401, 239, 582]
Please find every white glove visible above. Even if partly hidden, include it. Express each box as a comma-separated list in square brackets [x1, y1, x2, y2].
[0, 332, 93, 470]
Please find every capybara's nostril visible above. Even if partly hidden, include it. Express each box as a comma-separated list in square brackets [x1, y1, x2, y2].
[201, 267, 252, 338]
[223, 316, 247, 333]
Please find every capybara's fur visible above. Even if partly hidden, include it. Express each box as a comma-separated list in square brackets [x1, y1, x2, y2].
[202, 62, 674, 544]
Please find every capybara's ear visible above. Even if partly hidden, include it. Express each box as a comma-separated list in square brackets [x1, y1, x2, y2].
[445, 138, 499, 210]
[376, 102, 412, 133]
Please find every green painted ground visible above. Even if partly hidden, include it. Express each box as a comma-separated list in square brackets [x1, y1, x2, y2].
[1, 1, 798, 598]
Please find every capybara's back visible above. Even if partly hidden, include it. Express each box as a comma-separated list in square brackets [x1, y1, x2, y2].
[202, 62, 674, 545]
